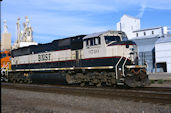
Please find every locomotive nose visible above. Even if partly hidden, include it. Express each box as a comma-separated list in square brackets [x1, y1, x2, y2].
[128, 41, 137, 64]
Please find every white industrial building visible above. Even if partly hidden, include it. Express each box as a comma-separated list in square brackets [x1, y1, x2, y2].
[1, 20, 11, 51]
[117, 14, 140, 39]
[132, 26, 168, 39]
[12, 16, 37, 49]
[155, 35, 171, 73]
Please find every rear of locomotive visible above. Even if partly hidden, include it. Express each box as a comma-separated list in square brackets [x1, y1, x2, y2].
[108, 31, 150, 87]
[1, 50, 11, 82]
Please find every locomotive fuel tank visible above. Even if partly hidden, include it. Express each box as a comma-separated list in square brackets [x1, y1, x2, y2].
[30, 71, 67, 84]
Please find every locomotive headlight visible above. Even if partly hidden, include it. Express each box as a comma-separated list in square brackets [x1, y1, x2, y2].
[126, 44, 129, 48]
[129, 47, 136, 64]
[130, 53, 135, 64]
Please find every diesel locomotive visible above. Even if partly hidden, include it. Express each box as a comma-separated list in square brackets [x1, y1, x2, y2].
[8, 30, 149, 87]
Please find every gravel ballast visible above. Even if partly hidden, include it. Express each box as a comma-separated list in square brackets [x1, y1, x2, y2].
[2, 88, 171, 113]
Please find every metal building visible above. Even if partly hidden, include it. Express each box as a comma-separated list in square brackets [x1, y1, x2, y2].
[155, 35, 171, 73]
[132, 36, 159, 73]
[131, 27, 170, 73]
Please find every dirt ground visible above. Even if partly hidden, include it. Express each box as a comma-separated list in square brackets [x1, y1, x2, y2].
[1, 87, 171, 113]
[148, 73, 171, 87]
[149, 73, 171, 81]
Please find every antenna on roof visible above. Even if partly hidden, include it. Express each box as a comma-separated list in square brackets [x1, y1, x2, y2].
[3, 19, 8, 33]
[16, 17, 21, 43]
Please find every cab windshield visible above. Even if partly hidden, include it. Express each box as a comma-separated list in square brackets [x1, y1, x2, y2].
[122, 36, 128, 41]
[104, 36, 121, 44]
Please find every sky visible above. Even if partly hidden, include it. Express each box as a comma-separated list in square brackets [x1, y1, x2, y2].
[1, 0, 171, 44]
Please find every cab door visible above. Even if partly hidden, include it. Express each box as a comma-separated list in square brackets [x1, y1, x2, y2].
[70, 36, 84, 67]
[76, 50, 81, 67]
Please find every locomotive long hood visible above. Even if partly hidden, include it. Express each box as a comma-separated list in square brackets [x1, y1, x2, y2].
[108, 41, 136, 46]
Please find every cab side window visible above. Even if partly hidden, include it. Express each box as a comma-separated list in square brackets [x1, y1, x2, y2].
[94, 37, 101, 45]
[86, 40, 89, 46]
[84, 37, 101, 47]
[90, 38, 94, 46]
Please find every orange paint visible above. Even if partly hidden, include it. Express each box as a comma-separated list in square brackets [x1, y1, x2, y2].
[1, 50, 11, 70]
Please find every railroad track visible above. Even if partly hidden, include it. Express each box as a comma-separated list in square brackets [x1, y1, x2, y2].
[2, 83, 171, 105]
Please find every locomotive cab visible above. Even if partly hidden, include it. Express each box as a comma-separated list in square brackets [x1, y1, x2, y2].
[82, 30, 149, 87]
[82, 30, 138, 65]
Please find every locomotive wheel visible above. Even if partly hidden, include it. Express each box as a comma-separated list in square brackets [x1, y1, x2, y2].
[96, 82, 101, 87]
[124, 76, 139, 87]
[13, 79, 17, 83]
[24, 79, 28, 83]
[88, 81, 94, 86]
[27, 79, 32, 84]
[66, 74, 75, 84]
[106, 82, 112, 86]
[80, 82, 85, 86]
[125, 76, 150, 87]
[19, 80, 23, 84]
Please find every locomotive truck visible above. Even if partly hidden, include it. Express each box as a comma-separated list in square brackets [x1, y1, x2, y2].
[8, 30, 149, 87]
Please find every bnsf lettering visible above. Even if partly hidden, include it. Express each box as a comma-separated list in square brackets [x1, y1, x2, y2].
[38, 53, 51, 61]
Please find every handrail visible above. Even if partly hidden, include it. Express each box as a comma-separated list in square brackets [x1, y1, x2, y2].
[122, 58, 128, 77]
[115, 57, 123, 80]
[2, 63, 9, 69]
[1, 62, 9, 76]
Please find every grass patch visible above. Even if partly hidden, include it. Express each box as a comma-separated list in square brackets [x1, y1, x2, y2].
[150, 79, 165, 84]
[150, 80, 155, 84]
[157, 79, 164, 84]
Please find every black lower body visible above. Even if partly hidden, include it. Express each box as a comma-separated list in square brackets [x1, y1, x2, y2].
[9, 57, 149, 87]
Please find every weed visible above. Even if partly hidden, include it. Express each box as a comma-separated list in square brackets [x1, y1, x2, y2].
[150, 80, 155, 84]
[157, 79, 164, 84]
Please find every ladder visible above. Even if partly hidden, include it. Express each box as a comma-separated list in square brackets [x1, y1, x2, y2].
[1, 62, 9, 82]
[115, 57, 128, 85]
